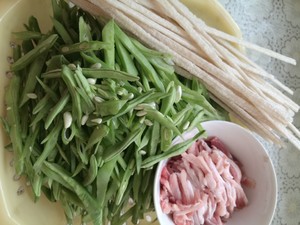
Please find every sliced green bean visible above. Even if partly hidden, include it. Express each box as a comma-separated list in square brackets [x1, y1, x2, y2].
[131, 38, 172, 59]
[141, 131, 204, 168]
[115, 38, 138, 76]
[79, 16, 92, 42]
[104, 90, 154, 121]
[96, 99, 127, 117]
[33, 122, 62, 172]
[19, 52, 48, 106]
[114, 24, 165, 92]
[83, 155, 98, 186]
[116, 159, 135, 205]
[5, 75, 24, 175]
[103, 125, 145, 162]
[102, 20, 115, 69]
[36, 77, 59, 101]
[82, 68, 139, 81]
[28, 16, 41, 32]
[60, 41, 111, 54]
[80, 52, 108, 68]
[97, 158, 118, 224]
[42, 162, 101, 225]
[148, 121, 160, 156]
[46, 54, 69, 71]
[61, 65, 82, 124]
[160, 127, 173, 151]
[12, 34, 58, 71]
[44, 92, 70, 129]
[86, 125, 109, 150]
[52, 18, 73, 44]
[12, 31, 42, 41]
[143, 107, 180, 135]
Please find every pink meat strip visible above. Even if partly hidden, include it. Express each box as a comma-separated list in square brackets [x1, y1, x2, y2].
[160, 137, 250, 225]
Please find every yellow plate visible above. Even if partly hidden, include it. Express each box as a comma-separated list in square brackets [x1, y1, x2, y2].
[0, 0, 241, 224]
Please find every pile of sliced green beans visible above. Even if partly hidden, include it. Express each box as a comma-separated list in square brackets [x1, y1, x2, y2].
[2, 1, 228, 225]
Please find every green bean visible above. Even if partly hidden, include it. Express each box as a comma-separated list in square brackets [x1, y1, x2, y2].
[188, 109, 205, 131]
[80, 52, 108, 68]
[5, 75, 24, 175]
[33, 122, 62, 172]
[32, 173, 43, 200]
[160, 82, 176, 115]
[102, 20, 115, 69]
[46, 54, 69, 71]
[51, 0, 64, 22]
[138, 127, 151, 151]
[116, 159, 135, 205]
[22, 39, 35, 54]
[44, 92, 70, 129]
[103, 125, 145, 162]
[115, 24, 165, 92]
[77, 143, 89, 165]
[83, 155, 98, 186]
[22, 124, 39, 163]
[20, 103, 30, 140]
[131, 37, 171, 59]
[114, 207, 135, 225]
[12, 31, 42, 41]
[96, 99, 128, 117]
[11, 34, 58, 71]
[28, 16, 41, 32]
[72, 162, 85, 177]
[86, 125, 109, 150]
[52, 18, 73, 45]
[143, 107, 180, 135]
[75, 87, 95, 114]
[19, 52, 48, 106]
[62, 188, 84, 208]
[30, 100, 54, 129]
[0, 117, 10, 134]
[61, 65, 82, 123]
[60, 41, 111, 54]
[97, 158, 118, 223]
[82, 68, 139, 81]
[182, 91, 217, 115]
[79, 17, 92, 42]
[160, 127, 173, 151]
[133, 172, 142, 203]
[61, 194, 73, 223]
[140, 70, 151, 92]
[148, 121, 160, 156]
[75, 67, 95, 99]
[141, 131, 204, 168]
[61, 125, 76, 145]
[104, 90, 155, 121]
[172, 104, 193, 126]
[149, 57, 174, 75]
[42, 162, 101, 225]
[36, 77, 59, 101]
[57, 144, 70, 165]
[115, 38, 138, 76]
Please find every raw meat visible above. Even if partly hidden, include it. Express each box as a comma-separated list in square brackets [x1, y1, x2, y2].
[160, 137, 250, 225]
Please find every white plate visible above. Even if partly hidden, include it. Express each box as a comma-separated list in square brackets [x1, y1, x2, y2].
[0, 0, 240, 224]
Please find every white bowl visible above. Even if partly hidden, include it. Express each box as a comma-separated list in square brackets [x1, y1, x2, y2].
[154, 120, 277, 225]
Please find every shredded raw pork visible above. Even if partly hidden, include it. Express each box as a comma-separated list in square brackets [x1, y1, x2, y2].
[160, 137, 253, 225]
